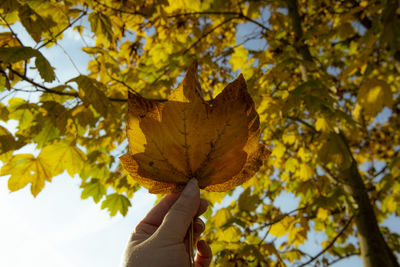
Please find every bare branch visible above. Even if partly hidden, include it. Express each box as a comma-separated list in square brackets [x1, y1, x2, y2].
[9, 68, 129, 102]
[168, 11, 271, 32]
[167, 11, 242, 18]
[9, 68, 78, 97]
[0, 14, 24, 46]
[182, 16, 237, 55]
[327, 252, 360, 266]
[37, 11, 87, 50]
[287, 115, 318, 133]
[298, 215, 354, 267]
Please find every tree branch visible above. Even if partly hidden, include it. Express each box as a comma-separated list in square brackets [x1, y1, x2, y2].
[9, 68, 128, 102]
[287, 116, 318, 133]
[183, 16, 237, 55]
[37, 11, 87, 50]
[239, 13, 271, 33]
[298, 215, 354, 267]
[168, 11, 271, 32]
[0, 14, 24, 46]
[10, 68, 78, 97]
[284, 0, 313, 62]
[327, 252, 360, 266]
[167, 11, 242, 18]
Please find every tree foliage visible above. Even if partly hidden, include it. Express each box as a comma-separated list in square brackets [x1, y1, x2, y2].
[1, 0, 400, 266]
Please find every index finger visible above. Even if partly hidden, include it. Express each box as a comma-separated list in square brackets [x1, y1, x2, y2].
[138, 193, 180, 229]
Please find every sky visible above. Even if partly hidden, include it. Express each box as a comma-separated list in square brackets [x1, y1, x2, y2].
[0, 12, 399, 267]
[0, 22, 157, 267]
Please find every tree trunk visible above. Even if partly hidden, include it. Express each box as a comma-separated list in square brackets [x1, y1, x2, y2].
[341, 159, 400, 267]
[284, 0, 400, 264]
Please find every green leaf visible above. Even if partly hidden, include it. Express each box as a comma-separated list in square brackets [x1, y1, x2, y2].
[7, 98, 35, 130]
[35, 53, 55, 82]
[318, 133, 352, 169]
[33, 119, 60, 148]
[0, 125, 16, 154]
[18, 4, 55, 43]
[0, 72, 6, 92]
[0, 0, 20, 12]
[238, 188, 259, 212]
[0, 47, 55, 82]
[81, 179, 107, 203]
[0, 102, 9, 121]
[88, 12, 113, 42]
[101, 193, 131, 216]
[357, 78, 393, 117]
[290, 80, 321, 97]
[0, 46, 37, 63]
[70, 75, 109, 116]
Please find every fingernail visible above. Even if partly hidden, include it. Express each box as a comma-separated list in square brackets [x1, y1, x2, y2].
[194, 217, 205, 230]
[183, 178, 198, 195]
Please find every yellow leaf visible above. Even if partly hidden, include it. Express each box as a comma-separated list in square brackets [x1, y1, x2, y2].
[229, 46, 249, 72]
[165, 0, 200, 12]
[297, 147, 311, 162]
[213, 208, 232, 227]
[270, 216, 295, 237]
[1, 154, 53, 196]
[315, 117, 332, 132]
[217, 225, 242, 242]
[40, 140, 87, 177]
[288, 217, 309, 247]
[272, 142, 285, 159]
[357, 79, 393, 117]
[282, 133, 296, 145]
[316, 208, 329, 220]
[285, 158, 298, 173]
[285, 250, 302, 263]
[297, 163, 314, 181]
[120, 62, 270, 193]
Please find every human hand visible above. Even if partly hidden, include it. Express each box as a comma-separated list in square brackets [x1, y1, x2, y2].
[122, 179, 212, 267]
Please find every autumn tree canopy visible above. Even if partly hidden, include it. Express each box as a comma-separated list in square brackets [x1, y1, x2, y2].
[1, 0, 399, 266]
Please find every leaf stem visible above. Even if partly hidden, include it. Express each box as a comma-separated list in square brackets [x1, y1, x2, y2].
[189, 219, 195, 267]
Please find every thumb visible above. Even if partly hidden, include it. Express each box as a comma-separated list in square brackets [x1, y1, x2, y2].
[155, 179, 200, 243]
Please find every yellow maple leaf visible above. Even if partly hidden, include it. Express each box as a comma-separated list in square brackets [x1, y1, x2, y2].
[1, 154, 53, 196]
[120, 62, 270, 193]
[40, 140, 87, 177]
[269, 216, 295, 237]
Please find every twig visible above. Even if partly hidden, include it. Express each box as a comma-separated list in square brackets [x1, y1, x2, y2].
[168, 11, 271, 33]
[326, 252, 359, 266]
[0, 14, 29, 75]
[0, 14, 24, 46]
[287, 116, 318, 133]
[56, 43, 81, 75]
[168, 11, 241, 18]
[238, 13, 271, 33]
[37, 11, 87, 50]
[9, 67, 128, 102]
[183, 16, 236, 55]
[10, 68, 77, 97]
[320, 164, 342, 184]
[298, 215, 354, 267]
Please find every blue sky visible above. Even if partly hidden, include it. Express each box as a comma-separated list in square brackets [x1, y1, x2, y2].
[1, 15, 399, 267]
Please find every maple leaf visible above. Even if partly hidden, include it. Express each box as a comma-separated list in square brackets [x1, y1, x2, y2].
[120, 63, 270, 193]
